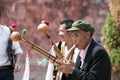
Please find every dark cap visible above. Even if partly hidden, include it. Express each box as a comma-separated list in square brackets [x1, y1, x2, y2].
[67, 20, 95, 36]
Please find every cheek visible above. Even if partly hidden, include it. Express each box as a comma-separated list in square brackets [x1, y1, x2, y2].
[76, 38, 81, 43]
[72, 37, 78, 43]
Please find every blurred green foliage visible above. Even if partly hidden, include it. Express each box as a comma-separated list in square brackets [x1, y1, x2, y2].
[102, 14, 120, 71]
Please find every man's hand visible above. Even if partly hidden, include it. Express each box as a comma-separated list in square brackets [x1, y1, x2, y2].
[57, 60, 75, 74]
[14, 64, 21, 73]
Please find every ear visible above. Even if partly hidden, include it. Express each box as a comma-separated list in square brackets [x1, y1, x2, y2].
[85, 32, 91, 38]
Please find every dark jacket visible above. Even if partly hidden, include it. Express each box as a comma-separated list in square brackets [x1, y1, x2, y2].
[70, 39, 111, 80]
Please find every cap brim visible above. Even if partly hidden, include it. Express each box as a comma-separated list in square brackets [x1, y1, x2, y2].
[67, 27, 81, 31]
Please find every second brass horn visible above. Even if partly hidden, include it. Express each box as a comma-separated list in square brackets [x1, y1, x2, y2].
[10, 31, 61, 66]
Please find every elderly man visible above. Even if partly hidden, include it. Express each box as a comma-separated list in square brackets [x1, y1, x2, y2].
[57, 20, 111, 80]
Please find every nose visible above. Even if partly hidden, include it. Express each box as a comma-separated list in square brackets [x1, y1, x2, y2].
[59, 31, 64, 36]
[71, 35, 75, 41]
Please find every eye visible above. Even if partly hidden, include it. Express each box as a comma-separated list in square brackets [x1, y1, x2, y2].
[74, 33, 79, 37]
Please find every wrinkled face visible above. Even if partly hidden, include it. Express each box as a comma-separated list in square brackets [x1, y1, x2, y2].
[58, 24, 71, 42]
[71, 30, 91, 49]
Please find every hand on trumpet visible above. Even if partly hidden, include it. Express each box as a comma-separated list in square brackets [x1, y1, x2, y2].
[56, 60, 75, 74]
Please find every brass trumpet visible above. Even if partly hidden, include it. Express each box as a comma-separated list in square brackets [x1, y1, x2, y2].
[10, 31, 61, 66]
[37, 22, 76, 80]
[55, 44, 76, 80]
[37, 22, 64, 59]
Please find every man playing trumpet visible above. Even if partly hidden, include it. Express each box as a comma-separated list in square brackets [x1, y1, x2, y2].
[45, 19, 79, 80]
[57, 20, 111, 80]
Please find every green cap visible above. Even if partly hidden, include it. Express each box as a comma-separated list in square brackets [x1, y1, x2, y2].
[67, 20, 95, 36]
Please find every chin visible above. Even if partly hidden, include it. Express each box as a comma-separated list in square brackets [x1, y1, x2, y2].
[75, 44, 78, 47]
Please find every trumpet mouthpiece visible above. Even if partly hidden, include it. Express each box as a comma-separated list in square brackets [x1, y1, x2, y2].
[10, 31, 21, 41]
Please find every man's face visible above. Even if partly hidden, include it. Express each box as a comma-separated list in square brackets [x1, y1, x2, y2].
[58, 24, 70, 42]
[71, 30, 90, 49]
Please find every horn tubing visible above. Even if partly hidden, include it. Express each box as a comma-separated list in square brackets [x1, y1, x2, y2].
[46, 34, 64, 59]
[19, 38, 60, 66]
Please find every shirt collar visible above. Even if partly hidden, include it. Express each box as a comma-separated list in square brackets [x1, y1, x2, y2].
[83, 39, 92, 55]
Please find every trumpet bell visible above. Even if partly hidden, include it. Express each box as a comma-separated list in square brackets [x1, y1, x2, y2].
[37, 23, 48, 34]
[10, 31, 21, 41]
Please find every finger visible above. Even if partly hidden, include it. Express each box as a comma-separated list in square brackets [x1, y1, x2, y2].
[56, 65, 63, 70]
[69, 60, 73, 63]
[14, 66, 21, 72]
